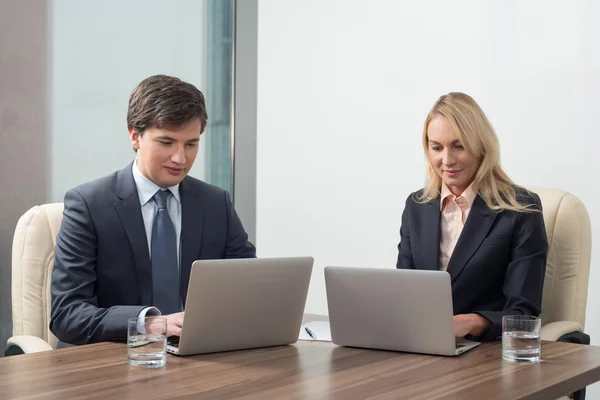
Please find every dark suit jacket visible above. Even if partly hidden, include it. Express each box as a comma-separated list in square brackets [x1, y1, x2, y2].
[50, 163, 256, 345]
[396, 188, 548, 341]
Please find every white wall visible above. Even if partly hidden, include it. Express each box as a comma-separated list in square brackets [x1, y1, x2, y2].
[51, 0, 207, 201]
[255, 0, 600, 390]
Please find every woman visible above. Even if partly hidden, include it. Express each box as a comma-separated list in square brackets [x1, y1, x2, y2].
[396, 92, 548, 341]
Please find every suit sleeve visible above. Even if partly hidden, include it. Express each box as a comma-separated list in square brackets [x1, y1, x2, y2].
[50, 189, 145, 345]
[396, 195, 416, 269]
[475, 196, 548, 341]
[223, 191, 256, 258]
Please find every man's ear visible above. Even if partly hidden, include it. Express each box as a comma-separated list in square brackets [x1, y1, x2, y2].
[128, 127, 141, 151]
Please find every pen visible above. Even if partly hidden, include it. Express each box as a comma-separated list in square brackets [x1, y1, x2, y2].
[305, 326, 315, 339]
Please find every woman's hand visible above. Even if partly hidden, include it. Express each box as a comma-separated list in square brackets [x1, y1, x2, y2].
[453, 313, 490, 337]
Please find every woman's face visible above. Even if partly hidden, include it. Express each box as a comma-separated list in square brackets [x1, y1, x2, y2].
[426, 114, 480, 196]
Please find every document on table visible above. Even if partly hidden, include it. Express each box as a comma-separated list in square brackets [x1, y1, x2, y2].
[298, 321, 331, 341]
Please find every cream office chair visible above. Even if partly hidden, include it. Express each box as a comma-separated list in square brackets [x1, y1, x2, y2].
[534, 188, 592, 345]
[533, 188, 592, 400]
[6, 203, 63, 355]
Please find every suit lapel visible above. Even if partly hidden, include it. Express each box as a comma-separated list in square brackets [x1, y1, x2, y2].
[446, 195, 498, 282]
[179, 177, 204, 305]
[421, 197, 441, 270]
[114, 163, 153, 305]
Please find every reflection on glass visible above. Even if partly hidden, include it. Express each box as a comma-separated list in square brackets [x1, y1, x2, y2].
[205, 0, 234, 194]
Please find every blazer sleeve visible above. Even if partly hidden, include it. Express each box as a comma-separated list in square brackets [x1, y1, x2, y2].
[50, 189, 145, 345]
[223, 191, 256, 259]
[475, 196, 548, 341]
[396, 195, 416, 269]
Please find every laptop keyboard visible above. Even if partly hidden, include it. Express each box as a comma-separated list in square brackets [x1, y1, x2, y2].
[167, 336, 180, 348]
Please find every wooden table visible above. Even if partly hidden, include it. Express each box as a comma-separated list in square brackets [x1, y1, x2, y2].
[0, 340, 599, 399]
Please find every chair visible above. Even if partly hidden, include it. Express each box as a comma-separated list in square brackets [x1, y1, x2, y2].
[533, 188, 592, 400]
[534, 188, 591, 344]
[6, 203, 64, 355]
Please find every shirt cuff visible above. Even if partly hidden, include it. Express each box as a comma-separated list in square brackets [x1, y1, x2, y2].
[139, 306, 161, 318]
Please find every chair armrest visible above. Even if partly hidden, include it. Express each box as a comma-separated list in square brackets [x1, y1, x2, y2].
[7, 335, 53, 354]
[541, 321, 584, 341]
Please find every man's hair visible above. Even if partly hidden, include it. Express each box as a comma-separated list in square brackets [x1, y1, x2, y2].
[127, 74, 208, 133]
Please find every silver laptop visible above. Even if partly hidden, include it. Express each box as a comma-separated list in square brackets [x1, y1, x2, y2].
[167, 257, 313, 356]
[324, 266, 480, 356]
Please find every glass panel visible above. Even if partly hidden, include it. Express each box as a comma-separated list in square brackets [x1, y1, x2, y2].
[206, 0, 234, 193]
[50, 0, 235, 200]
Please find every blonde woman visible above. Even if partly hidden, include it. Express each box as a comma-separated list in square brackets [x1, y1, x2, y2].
[396, 92, 548, 341]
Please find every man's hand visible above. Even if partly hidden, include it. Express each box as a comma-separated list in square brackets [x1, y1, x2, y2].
[453, 314, 490, 338]
[164, 312, 185, 336]
[146, 312, 185, 337]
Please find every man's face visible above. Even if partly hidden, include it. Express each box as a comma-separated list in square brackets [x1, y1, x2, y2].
[129, 119, 202, 188]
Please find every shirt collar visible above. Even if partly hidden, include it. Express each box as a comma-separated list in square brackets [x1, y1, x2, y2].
[440, 181, 478, 211]
[132, 158, 181, 206]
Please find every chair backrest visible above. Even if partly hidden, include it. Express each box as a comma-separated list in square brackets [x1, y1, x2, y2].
[11, 203, 64, 349]
[532, 188, 592, 328]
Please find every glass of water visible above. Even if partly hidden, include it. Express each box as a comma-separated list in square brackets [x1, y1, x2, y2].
[502, 315, 541, 363]
[127, 317, 167, 367]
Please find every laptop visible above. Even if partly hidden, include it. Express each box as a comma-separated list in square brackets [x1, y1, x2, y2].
[167, 257, 313, 356]
[324, 266, 480, 356]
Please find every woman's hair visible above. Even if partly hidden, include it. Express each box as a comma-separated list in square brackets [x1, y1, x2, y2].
[419, 92, 536, 212]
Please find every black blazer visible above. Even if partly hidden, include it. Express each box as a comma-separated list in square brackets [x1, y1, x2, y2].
[396, 188, 548, 341]
[50, 163, 256, 345]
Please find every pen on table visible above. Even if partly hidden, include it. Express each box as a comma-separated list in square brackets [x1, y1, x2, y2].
[305, 326, 315, 339]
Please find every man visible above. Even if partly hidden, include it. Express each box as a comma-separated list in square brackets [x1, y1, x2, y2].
[50, 75, 256, 345]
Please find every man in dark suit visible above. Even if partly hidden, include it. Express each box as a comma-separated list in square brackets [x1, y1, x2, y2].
[51, 75, 256, 346]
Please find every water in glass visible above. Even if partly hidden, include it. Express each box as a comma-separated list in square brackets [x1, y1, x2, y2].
[502, 330, 541, 362]
[128, 334, 167, 367]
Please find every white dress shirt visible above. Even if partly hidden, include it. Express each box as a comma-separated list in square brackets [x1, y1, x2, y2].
[132, 160, 182, 264]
